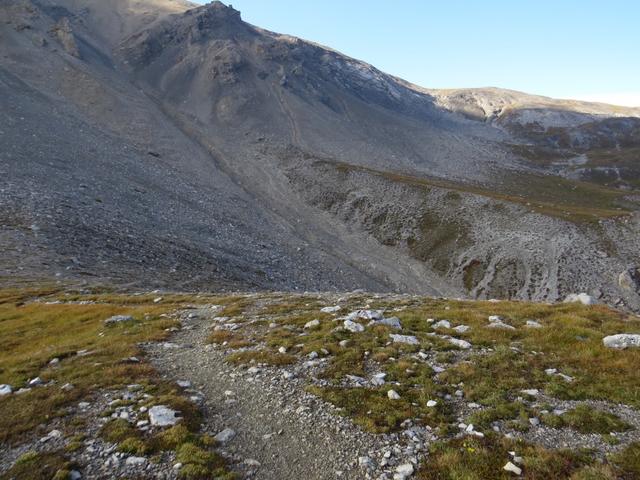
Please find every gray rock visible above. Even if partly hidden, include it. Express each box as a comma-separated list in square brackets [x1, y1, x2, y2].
[104, 315, 134, 326]
[346, 310, 384, 321]
[503, 461, 522, 475]
[603, 334, 640, 349]
[433, 320, 451, 329]
[0, 385, 12, 396]
[148, 405, 180, 427]
[448, 338, 472, 349]
[125, 456, 147, 467]
[618, 267, 640, 293]
[214, 428, 236, 443]
[372, 317, 402, 329]
[387, 390, 401, 400]
[525, 320, 543, 328]
[564, 293, 597, 305]
[389, 334, 419, 345]
[344, 320, 365, 333]
[320, 306, 341, 313]
[304, 319, 320, 329]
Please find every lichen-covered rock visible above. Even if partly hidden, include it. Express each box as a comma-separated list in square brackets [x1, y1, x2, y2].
[603, 334, 640, 350]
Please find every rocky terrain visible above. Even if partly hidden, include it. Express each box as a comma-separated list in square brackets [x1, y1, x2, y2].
[0, 0, 639, 310]
[1, 286, 640, 479]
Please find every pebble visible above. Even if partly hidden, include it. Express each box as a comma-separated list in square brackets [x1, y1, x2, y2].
[214, 428, 236, 443]
[503, 461, 522, 475]
[387, 390, 401, 400]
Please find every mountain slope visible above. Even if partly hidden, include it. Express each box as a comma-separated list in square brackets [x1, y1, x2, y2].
[1, 0, 640, 309]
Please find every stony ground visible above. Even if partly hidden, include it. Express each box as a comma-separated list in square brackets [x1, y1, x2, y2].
[2, 288, 640, 479]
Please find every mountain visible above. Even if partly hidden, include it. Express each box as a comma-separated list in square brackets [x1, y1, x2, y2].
[1, 0, 640, 309]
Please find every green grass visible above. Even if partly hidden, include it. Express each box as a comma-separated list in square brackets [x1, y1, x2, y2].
[541, 404, 632, 434]
[318, 159, 633, 222]
[0, 286, 235, 478]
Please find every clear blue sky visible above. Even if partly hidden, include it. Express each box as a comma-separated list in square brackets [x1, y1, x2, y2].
[197, 1, 640, 106]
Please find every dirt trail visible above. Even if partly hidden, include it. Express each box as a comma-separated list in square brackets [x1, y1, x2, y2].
[146, 306, 390, 480]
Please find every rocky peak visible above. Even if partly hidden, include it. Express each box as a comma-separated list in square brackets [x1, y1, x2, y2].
[185, 1, 242, 28]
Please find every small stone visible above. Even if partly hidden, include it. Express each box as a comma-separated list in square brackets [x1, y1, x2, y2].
[304, 319, 320, 329]
[603, 334, 640, 350]
[564, 293, 596, 306]
[177, 380, 191, 389]
[61, 383, 74, 391]
[173, 463, 183, 470]
[545, 368, 557, 375]
[104, 315, 134, 326]
[503, 461, 522, 475]
[0, 385, 12, 396]
[525, 320, 543, 328]
[148, 405, 180, 427]
[529, 417, 540, 426]
[488, 315, 503, 323]
[344, 320, 365, 333]
[69, 470, 82, 480]
[426, 400, 438, 407]
[521, 389, 539, 396]
[247, 366, 261, 374]
[125, 456, 147, 467]
[388, 390, 401, 400]
[49, 358, 60, 365]
[153, 297, 163, 303]
[28, 377, 43, 386]
[214, 428, 236, 443]
[339, 340, 350, 348]
[278, 346, 287, 354]
[453, 325, 470, 333]
[358, 456, 375, 470]
[371, 373, 386, 386]
[433, 320, 451, 329]
[396, 463, 414, 476]
[448, 338, 471, 349]
[374, 317, 402, 329]
[389, 334, 419, 345]
[321, 306, 341, 313]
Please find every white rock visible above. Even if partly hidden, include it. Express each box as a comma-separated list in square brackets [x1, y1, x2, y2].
[214, 428, 236, 443]
[487, 321, 516, 330]
[28, 377, 43, 386]
[0, 385, 12, 396]
[278, 346, 287, 354]
[371, 373, 386, 386]
[525, 320, 543, 328]
[387, 390, 401, 400]
[153, 297, 163, 303]
[321, 306, 341, 313]
[545, 368, 557, 375]
[603, 334, 640, 350]
[344, 320, 365, 333]
[283, 371, 294, 380]
[389, 334, 419, 345]
[503, 461, 522, 475]
[69, 470, 82, 480]
[347, 310, 384, 321]
[426, 400, 438, 407]
[304, 319, 320, 329]
[358, 456, 375, 469]
[448, 338, 472, 349]
[373, 317, 402, 329]
[177, 380, 191, 389]
[49, 358, 60, 365]
[488, 315, 503, 322]
[307, 351, 319, 360]
[564, 293, 596, 305]
[338, 340, 350, 348]
[126, 456, 147, 467]
[104, 315, 134, 326]
[148, 405, 180, 427]
[173, 463, 183, 470]
[453, 325, 470, 333]
[433, 320, 451, 329]
[521, 389, 539, 396]
[396, 463, 415, 476]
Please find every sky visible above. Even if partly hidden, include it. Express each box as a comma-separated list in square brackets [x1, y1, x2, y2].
[195, 0, 640, 107]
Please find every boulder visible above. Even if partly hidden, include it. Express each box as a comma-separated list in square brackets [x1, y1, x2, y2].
[603, 334, 640, 350]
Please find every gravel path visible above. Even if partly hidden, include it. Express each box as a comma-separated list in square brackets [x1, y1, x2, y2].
[146, 306, 431, 480]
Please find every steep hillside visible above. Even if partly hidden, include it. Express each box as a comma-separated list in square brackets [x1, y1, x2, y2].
[1, 0, 640, 310]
